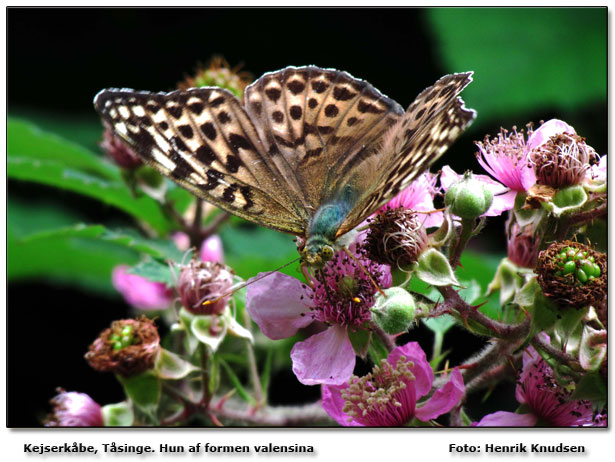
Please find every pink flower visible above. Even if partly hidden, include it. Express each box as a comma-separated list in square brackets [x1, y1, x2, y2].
[381, 172, 443, 228]
[587, 154, 607, 183]
[440, 166, 512, 216]
[246, 244, 391, 386]
[475, 125, 536, 192]
[112, 265, 173, 310]
[506, 223, 540, 268]
[44, 390, 103, 427]
[321, 342, 465, 426]
[172, 232, 225, 263]
[475, 345, 605, 427]
[526, 119, 576, 151]
[200, 235, 224, 263]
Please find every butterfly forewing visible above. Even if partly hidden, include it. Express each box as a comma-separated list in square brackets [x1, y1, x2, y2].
[334, 72, 476, 236]
[94, 87, 307, 234]
[244, 66, 404, 209]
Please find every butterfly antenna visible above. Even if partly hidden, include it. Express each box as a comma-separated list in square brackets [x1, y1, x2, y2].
[342, 247, 386, 297]
[203, 256, 301, 305]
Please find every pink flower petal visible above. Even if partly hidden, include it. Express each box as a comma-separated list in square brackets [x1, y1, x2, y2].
[200, 235, 224, 263]
[475, 411, 537, 427]
[246, 272, 312, 340]
[112, 265, 172, 310]
[439, 165, 461, 190]
[526, 119, 576, 151]
[415, 368, 465, 421]
[387, 342, 433, 398]
[291, 325, 356, 385]
[321, 384, 362, 427]
[485, 190, 517, 216]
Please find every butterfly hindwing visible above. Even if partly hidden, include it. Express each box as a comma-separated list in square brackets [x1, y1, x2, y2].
[94, 87, 307, 234]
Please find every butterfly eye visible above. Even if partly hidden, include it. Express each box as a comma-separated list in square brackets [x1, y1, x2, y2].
[321, 245, 334, 261]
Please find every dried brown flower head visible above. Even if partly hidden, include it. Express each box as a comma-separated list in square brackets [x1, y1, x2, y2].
[85, 316, 160, 377]
[364, 209, 428, 269]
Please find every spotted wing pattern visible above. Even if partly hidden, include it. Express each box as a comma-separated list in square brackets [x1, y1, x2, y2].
[94, 66, 475, 243]
[94, 87, 308, 234]
[334, 72, 476, 236]
[244, 66, 404, 211]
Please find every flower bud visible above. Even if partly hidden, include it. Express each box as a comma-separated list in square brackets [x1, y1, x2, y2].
[177, 56, 252, 100]
[371, 287, 416, 334]
[85, 316, 160, 378]
[200, 235, 224, 263]
[176, 259, 234, 315]
[445, 171, 493, 219]
[100, 126, 143, 169]
[364, 209, 428, 269]
[44, 389, 103, 427]
[535, 241, 606, 308]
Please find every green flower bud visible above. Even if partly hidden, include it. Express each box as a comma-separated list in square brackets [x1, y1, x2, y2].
[445, 172, 493, 219]
[371, 287, 416, 334]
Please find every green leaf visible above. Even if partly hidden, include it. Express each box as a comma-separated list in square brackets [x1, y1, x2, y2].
[554, 306, 589, 350]
[427, 8, 606, 119]
[348, 329, 371, 358]
[117, 371, 161, 420]
[7, 199, 138, 293]
[128, 260, 174, 286]
[8, 117, 120, 181]
[102, 402, 134, 427]
[423, 314, 456, 337]
[570, 372, 606, 402]
[8, 155, 175, 235]
[22, 224, 186, 261]
[221, 225, 298, 280]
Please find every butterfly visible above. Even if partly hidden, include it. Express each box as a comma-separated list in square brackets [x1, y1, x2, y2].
[94, 66, 475, 268]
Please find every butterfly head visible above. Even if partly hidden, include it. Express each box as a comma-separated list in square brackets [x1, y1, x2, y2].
[301, 237, 335, 269]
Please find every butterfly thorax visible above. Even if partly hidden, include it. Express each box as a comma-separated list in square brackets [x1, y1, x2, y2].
[302, 200, 354, 268]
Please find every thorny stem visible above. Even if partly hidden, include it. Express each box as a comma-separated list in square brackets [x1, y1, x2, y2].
[211, 401, 332, 426]
[464, 355, 520, 396]
[564, 201, 607, 227]
[448, 404, 464, 427]
[531, 333, 583, 374]
[436, 286, 531, 340]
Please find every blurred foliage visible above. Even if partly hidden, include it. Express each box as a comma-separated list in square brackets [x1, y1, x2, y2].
[427, 8, 606, 120]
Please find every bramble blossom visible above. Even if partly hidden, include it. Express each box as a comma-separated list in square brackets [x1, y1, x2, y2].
[321, 342, 464, 426]
[475, 344, 605, 427]
[246, 243, 391, 385]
